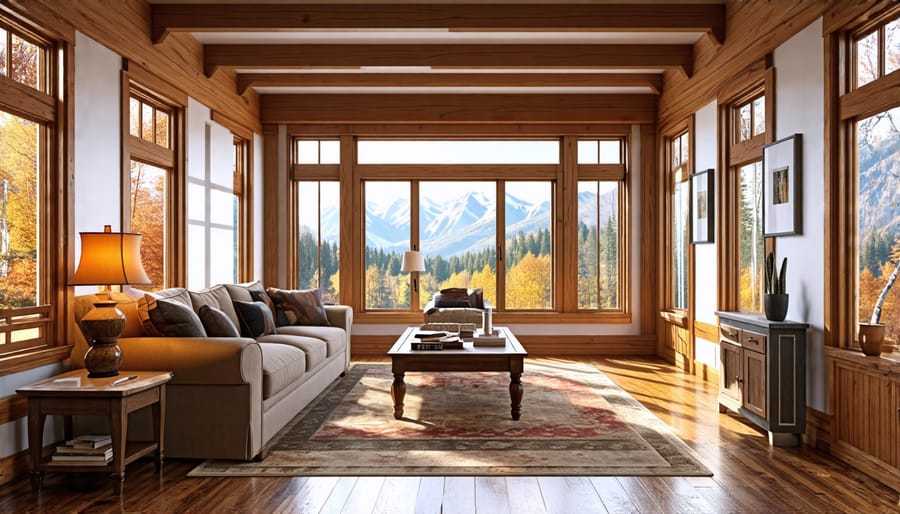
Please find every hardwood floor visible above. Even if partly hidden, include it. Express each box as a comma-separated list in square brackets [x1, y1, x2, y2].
[1, 357, 898, 513]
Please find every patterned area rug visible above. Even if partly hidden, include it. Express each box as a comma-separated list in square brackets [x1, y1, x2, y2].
[188, 361, 711, 477]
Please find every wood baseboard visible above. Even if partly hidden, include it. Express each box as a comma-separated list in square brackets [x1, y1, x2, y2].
[351, 334, 657, 359]
[0, 443, 54, 487]
[804, 407, 832, 453]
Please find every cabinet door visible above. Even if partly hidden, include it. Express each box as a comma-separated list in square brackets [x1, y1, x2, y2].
[720, 341, 742, 404]
[742, 349, 767, 418]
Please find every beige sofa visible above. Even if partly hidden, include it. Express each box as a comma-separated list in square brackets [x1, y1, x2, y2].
[73, 281, 352, 461]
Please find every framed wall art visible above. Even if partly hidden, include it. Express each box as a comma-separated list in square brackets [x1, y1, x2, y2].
[763, 134, 802, 237]
[690, 168, 714, 244]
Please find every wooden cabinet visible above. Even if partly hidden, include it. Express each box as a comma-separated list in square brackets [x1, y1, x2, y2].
[716, 311, 808, 447]
[826, 347, 900, 493]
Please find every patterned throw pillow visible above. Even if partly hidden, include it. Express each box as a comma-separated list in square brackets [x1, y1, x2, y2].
[198, 304, 240, 338]
[249, 289, 277, 322]
[232, 300, 277, 338]
[137, 294, 207, 338]
[265, 287, 331, 326]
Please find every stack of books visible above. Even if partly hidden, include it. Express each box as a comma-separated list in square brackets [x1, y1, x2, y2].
[411, 331, 462, 350]
[50, 434, 113, 466]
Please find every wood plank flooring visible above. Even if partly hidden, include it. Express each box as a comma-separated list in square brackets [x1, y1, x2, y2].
[1, 357, 898, 513]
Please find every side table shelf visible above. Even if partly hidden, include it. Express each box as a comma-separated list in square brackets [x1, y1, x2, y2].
[16, 370, 173, 494]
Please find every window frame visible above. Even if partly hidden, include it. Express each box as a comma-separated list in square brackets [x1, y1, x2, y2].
[717, 59, 775, 314]
[660, 119, 694, 326]
[0, 12, 71, 374]
[289, 132, 632, 324]
[121, 65, 186, 290]
[826, 5, 900, 349]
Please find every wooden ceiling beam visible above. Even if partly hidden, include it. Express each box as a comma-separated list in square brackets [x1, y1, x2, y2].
[237, 72, 664, 95]
[152, 3, 725, 44]
[205, 44, 693, 78]
[260, 93, 657, 124]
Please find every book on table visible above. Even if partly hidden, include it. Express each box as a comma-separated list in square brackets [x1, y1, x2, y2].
[65, 434, 112, 448]
[51, 443, 113, 465]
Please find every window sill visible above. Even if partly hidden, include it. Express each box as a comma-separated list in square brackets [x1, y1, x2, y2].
[0, 345, 73, 377]
[354, 311, 633, 325]
[660, 310, 689, 328]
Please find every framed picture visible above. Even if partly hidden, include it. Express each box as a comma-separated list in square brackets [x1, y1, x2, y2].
[763, 134, 802, 237]
[690, 168, 714, 244]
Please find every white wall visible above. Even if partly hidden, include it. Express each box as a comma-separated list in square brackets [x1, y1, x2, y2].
[694, 100, 720, 369]
[773, 19, 827, 411]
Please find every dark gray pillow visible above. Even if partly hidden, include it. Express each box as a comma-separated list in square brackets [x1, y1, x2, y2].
[233, 300, 277, 338]
[137, 295, 206, 338]
[198, 304, 240, 338]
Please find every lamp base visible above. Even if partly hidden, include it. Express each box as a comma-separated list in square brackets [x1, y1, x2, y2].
[80, 300, 125, 377]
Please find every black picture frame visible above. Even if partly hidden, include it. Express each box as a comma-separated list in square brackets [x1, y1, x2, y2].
[690, 168, 714, 244]
[763, 134, 802, 237]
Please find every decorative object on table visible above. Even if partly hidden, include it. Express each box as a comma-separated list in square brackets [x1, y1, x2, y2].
[473, 327, 506, 347]
[482, 305, 493, 334]
[690, 168, 714, 244]
[764, 252, 788, 322]
[859, 239, 899, 355]
[70, 225, 151, 377]
[401, 249, 426, 293]
[762, 134, 802, 237]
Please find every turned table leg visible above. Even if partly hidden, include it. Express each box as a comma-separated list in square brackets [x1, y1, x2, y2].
[509, 372, 523, 420]
[391, 372, 406, 419]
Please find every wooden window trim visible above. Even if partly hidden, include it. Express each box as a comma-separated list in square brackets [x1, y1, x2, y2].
[717, 63, 775, 314]
[0, 13, 72, 374]
[289, 131, 633, 322]
[121, 70, 186, 288]
[825, 6, 900, 349]
[660, 118, 695, 321]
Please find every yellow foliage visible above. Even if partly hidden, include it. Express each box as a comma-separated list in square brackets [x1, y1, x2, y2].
[506, 253, 552, 309]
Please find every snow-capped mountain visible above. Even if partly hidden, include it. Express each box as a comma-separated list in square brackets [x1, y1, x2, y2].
[314, 188, 616, 257]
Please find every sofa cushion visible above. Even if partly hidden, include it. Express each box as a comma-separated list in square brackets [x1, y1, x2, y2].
[232, 300, 277, 338]
[258, 343, 306, 399]
[190, 285, 240, 328]
[137, 295, 207, 337]
[266, 287, 331, 326]
[256, 334, 327, 370]
[276, 325, 346, 359]
[198, 305, 240, 338]
[222, 281, 265, 303]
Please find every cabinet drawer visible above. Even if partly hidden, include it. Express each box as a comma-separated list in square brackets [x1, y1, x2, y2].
[720, 324, 740, 345]
[741, 331, 766, 352]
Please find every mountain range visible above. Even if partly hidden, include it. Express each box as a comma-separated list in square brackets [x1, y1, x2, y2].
[316, 187, 617, 257]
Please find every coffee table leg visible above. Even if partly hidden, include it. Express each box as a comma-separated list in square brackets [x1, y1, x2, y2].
[391, 372, 406, 419]
[510, 372, 523, 420]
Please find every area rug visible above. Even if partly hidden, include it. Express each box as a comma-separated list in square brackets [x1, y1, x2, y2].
[188, 361, 711, 477]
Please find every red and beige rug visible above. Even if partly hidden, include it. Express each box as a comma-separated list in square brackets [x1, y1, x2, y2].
[189, 361, 711, 477]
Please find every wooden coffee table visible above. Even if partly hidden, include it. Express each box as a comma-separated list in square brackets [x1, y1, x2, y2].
[387, 326, 528, 420]
[16, 369, 172, 494]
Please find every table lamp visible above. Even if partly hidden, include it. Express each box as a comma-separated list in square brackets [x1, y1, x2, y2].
[70, 225, 151, 377]
[401, 250, 425, 293]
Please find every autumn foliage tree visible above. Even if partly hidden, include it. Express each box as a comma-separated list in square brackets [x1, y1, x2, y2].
[0, 112, 38, 308]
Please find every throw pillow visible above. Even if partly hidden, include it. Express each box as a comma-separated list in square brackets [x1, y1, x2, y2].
[265, 287, 331, 326]
[198, 304, 240, 338]
[440, 287, 470, 301]
[433, 292, 470, 308]
[249, 289, 278, 322]
[137, 294, 207, 338]
[232, 300, 277, 338]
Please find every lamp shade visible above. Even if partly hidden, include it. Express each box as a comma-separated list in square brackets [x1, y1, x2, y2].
[70, 227, 151, 286]
[400, 250, 426, 273]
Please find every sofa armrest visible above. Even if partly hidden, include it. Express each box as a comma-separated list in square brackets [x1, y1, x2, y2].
[324, 305, 353, 340]
[119, 337, 262, 386]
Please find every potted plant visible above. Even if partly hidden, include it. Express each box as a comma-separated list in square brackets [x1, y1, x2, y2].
[764, 252, 788, 321]
[859, 240, 899, 355]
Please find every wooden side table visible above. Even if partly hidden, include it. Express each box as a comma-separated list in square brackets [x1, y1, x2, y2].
[16, 370, 173, 494]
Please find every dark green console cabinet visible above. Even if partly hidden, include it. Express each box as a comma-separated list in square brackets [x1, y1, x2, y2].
[715, 311, 808, 447]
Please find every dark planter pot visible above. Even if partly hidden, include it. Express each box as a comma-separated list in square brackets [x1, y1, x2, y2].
[764, 293, 789, 322]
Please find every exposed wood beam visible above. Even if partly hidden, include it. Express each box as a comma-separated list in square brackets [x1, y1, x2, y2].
[152, 3, 725, 44]
[260, 94, 657, 124]
[237, 72, 663, 95]
[205, 44, 693, 78]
